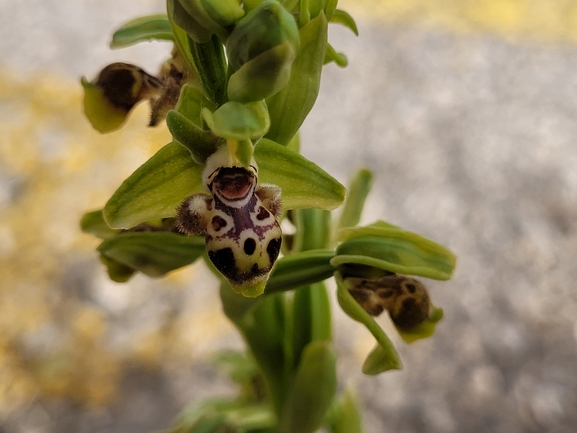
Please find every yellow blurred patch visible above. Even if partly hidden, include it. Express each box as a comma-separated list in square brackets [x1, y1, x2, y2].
[342, 0, 577, 42]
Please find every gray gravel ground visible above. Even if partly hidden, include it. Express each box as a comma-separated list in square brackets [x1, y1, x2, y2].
[2, 1, 577, 432]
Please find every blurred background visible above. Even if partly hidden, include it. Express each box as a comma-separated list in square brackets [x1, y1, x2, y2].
[1, 0, 577, 432]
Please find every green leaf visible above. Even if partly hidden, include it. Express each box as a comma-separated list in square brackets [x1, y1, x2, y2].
[266, 12, 328, 145]
[80, 209, 120, 240]
[110, 14, 174, 48]
[98, 232, 205, 277]
[166, 110, 218, 163]
[328, 388, 363, 433]
[202, 101, 270, 140]
[103, 142, 204, 229]
[335, 273, 402, 374]
[280, 340, 337, 433]
[256, 138, 346, 211]
[337, 168, 373, 230]
[332, 222, 457, 280]
[291, 283, 332, 370]
[264, 249, 335, 294]
[330, 9, 359, 36]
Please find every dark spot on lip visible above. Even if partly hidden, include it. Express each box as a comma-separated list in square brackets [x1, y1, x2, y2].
[244, 238, 257, 255]
[406, 283, 416, 294]
[208, 248, 236, 280]
[378, 289, 394, 299]
[266, 237, 282, 264]
[256, 206, 269, 220]
[211, 215, 228, 231]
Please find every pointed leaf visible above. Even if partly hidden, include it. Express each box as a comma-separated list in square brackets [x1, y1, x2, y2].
[110, 15, 174, 48]
[330, 10, 359, 36]
[280, 341, 337, 433]
[266, 12, 328, 145]
[256, 138, 346, 210]
[104, 142, 204, 229]
[336, 273, 402, 374]
[337, 168, 373, 230]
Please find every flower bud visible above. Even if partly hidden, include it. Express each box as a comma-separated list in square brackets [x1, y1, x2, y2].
[82, 63, 162, 133]
[225, 0, 299, 102]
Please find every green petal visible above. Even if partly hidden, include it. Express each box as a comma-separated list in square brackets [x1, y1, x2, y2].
[166, 109, 218, 163]
[330, 9, 359, 36]
[332, 222, 457, 280]
[256, 138, 346, 211]
[335, 273, 402, 374]
[99, 254, 136, 283]
[280, 341, 337, 433]
[80, 209, 120, 240]
[110, 14, 174, 48]
[201, 100, 270, 140]
[103, 142, 204, 229]
[266, 12, 328, 145]
[264, 249, 335, 294]
[175, 84, 216, 125]
[98, 232, 205, 277]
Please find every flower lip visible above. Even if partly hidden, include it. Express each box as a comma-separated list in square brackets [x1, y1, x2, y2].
[212, 167, 257, 201]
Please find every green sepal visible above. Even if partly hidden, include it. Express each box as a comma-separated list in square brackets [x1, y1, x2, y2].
[99, 254, 136, 283]
[80, 209, 120, 240]
[166, 110, 218, 163]
[324, 43, 348, 67]
[110, 14, 174, 48]
[332, 221, 457, 280]
[337, 168, 373, 230]
[97, 231, 205, 277]
[279, 340, 337, 433]
[397, 307, 444, 343]
[266, 12, 328, 145]
[81, 76, 127, 134]
[256, 138, 346, 211]
[103, 142, 204, 229]
[167, 0, 213, 44]
[227, 42, 296, 103]
[290, 208, 331, 252]
[264, 249, 335, 294]
[199, 0, 245, 28]
[104, 138, 345, 230]
[201, 100, 270, 140]
[335, 272, 402, 374]
[306, 0, 337, 21]
[330, 9, 358, 35]
[327, 388, 364, 433]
